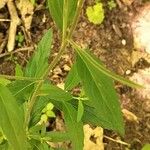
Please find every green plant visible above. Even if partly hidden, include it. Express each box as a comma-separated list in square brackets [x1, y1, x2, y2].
[86, 2, 105, 24]
[15, 31, 24, 47]
[0, 0, 142, 149]
[39, 103, 56, 124]
[142, 144, 150, 150]
[108, 0, 117, 10]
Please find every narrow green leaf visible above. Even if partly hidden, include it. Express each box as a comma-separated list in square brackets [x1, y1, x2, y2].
[29, 125, 43, 134]
[15, 64, 23, 77]
[50, 99, 116, 133]
[7, 80, 35, 105]
[25, 29, 52, 78]
[70, 40, 142, 88]
[39, 83, 72, 101]
[142, 144, 150, 150]
[62, 102, 84, 150]
[48, 0, 63, 30]
[0, 142, 9, 150]
[0, 84, 27, 150]
[43, 131, 70, 142]
[76, 55, 124, 135]
[71, 100, 114, 130]
[30, 97, 49, 126]
[65, 63, 80, 90]
[77, 100, 84, 122]
[36, 142, 50, 150]
[0, 78, 11, 86]
[48, 0, 78, 31]
[30, 83, 73, 126]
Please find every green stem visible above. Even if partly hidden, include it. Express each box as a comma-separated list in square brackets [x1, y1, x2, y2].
[62, 0, 68, 43]
[0, 74, 43, 81]
[25, 0, 85, 129]
[73, 96, 89, 101]
[67, 0, 85, 40]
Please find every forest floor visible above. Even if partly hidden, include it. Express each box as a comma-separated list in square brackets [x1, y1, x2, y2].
[0, 0, 150, 149]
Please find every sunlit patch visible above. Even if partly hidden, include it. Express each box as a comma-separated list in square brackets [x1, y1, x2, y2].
[132, 3, 150, 54]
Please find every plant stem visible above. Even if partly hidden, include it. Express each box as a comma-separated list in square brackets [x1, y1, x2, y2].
[25, 0, 85, 129]
[73, 96, 89, 101]
[62, 0, 68, 44]
[0, 74, 43, 81]
[67, 0, 85, 40]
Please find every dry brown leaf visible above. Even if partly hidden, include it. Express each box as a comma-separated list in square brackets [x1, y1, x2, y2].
[63, 64, 71, 71]
[53, 66, 62, 75]
[121, 0, 134, 5]
[57, 83, 64, 90]
[84, 124, 104, 150]
[122, 109, 139, 123]
[0, 0, 7, 9]
[16, 0, 34, 31]
[131, 50, 150, 66]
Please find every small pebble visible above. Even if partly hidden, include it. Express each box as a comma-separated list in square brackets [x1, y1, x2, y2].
[126, 70, 131, 75]
[122, 39, 126, 45]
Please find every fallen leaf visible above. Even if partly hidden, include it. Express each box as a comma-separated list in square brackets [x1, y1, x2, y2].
[0, 0, 7, 9]
[16, 0, 34, 31]
[83, 124, 104, 150]
[122, 109, 139, 123]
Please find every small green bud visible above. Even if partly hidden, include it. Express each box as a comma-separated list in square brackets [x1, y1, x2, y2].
[40, 114, 48, 123]
[46, 110, 56, 118]
[42, 107, 47, 113]
[46, 103, 54, 111]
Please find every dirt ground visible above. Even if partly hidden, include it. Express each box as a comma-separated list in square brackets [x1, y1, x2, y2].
[0, 0, 150, 149]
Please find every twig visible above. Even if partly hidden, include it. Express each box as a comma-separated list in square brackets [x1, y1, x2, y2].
[104, 135, 130, 147]
[0, 19, 11, 22]
[0, 47, 34, 58]
[0, 36, 8, 54]
[7, 0, 21, 52]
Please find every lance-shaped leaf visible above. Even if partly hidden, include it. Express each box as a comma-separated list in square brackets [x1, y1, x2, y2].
[76, 52, 125, 135]
[0, 78, 11, 86]
[48, 0, 78, 31]
[70, 40, 142, 88]
[7, 80, 35, 105]
[30, 84, 72, 126]
[62, 102, 84, 150]
[15, 63, 23, 77]
[39, 83, 72, 101]
[71, 100, 115, 130]
[25, 29, 52, 78]
[42, 131, 69, 142]
[0, 84, 27, 150]
[77, 100, 84, 122]
[65, 63, 80, 90]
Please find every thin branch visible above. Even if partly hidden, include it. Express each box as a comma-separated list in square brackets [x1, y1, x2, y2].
[104, 135, 130, 147]
[0, 74, 43, 81]
[0, 19, 11, 22]
[0, 47, 34, 58]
